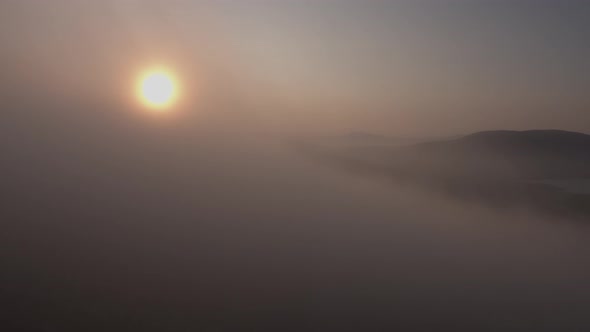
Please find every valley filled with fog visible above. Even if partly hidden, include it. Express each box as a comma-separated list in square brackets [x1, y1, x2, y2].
[2, 1, 590, 330]
[2, 109, 590, 331]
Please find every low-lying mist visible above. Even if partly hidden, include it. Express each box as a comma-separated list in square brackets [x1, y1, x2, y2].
[1, 103, 590, 331]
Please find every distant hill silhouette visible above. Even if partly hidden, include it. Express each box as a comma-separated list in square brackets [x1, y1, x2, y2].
[396, 130, 590, 179]
[306, 130, 590, 219]
[417, 130, 590, 161]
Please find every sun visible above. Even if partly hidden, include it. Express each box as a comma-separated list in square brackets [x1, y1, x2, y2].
[136, 69, 179, 110]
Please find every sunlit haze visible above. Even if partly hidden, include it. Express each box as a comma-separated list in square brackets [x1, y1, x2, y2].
[1, 1, 590, 331]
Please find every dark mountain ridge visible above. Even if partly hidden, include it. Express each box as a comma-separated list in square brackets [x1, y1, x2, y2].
[397, 130, 590, 180]
[308, 129, 590, 219]
[415, 130, 590, 158]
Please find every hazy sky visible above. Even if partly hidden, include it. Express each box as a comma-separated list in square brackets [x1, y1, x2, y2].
[3, 3, 590, 330]
[1, 0, 589, 136]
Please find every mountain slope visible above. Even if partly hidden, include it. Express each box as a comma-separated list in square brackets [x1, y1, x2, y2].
[394, 130, 590, 180]
[311, 130, 590, 219]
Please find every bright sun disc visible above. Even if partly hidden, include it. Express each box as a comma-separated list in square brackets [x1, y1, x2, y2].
[137, 69, 178, 110]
